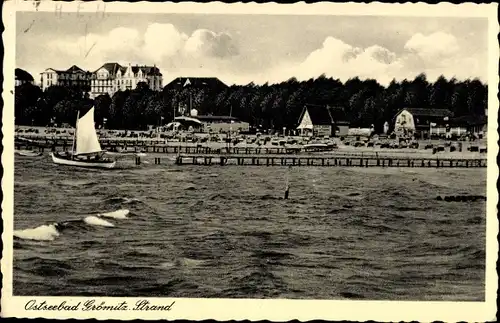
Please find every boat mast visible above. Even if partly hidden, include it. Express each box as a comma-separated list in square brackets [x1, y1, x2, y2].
[71, 110, 80, 160]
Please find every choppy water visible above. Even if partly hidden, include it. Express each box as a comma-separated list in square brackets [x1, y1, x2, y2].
[13, 154, 486, 300]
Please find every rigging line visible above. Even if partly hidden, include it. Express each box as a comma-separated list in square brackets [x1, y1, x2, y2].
[84, 22, 88, 59]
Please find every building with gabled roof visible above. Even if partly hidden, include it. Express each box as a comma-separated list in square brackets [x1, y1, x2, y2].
[90, 63, 163, 98]
[15, 68, 34, 86]
[393, 108, 454, 137]
[296, 104, 335, 137]
[40, 65, 92, 91]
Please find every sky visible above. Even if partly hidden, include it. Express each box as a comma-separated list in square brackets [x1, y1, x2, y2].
[16, 12, 489, 86]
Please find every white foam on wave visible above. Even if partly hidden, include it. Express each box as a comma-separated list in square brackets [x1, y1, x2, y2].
[14, 224, 60, 241]
[123, 198, 140, 204]
[99, 209, 130, 219]
[84, 216, 115, 227]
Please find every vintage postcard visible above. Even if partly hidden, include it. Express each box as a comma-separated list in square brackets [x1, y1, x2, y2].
[1, 1, 498, 321]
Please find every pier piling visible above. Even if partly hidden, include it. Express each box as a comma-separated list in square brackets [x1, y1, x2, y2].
[170, 153, 486, 169]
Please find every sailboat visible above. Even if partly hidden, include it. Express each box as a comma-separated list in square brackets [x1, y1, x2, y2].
[51, 107, 116, 169]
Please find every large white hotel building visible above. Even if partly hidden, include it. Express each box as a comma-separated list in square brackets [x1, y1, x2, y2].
[40, 62, 163, 98]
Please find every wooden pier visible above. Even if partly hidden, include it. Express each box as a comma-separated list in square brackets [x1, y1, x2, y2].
[15, 136, 301, 155]
[15, 135, 488, 168]
[174, 154, 487, 168]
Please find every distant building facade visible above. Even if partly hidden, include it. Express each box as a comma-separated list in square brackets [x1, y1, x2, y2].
[40, 65, 91, 91]
[39, 63, 163, 97]
[327, 105, 350, 137]
[90, 63, 163, 98]
[393, 108, 453, 137]
[170, 115, 249, 133]
[15, 68, 34, 86]
[447, 114, 487, 137]
[335, 121, 350, 137]
[296, 104, 335, 137]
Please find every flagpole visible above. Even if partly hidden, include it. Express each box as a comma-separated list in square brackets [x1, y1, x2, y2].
[229, 105, 233, 151]
[429, 122, 432, 144]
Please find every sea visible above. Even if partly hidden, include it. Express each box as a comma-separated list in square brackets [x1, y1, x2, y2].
[12, 154, 486, 300]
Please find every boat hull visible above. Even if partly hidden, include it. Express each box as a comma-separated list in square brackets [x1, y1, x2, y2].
[51, 153, 116, 169]
[16, 150, 43, 157]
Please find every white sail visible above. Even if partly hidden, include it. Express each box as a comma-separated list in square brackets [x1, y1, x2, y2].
[75, 107, 102, 155]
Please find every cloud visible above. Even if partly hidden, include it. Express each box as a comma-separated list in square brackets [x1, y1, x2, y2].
[38, 27, 485, 87]
[289, 37, 401, 84]
[404, 32, 460, 61]
[47, 23, 239, 70]
[143, 23, 188, 61]
[49, 27, 141, 61]
[184, 29, 238, 58]
[246, 32, 486, 86]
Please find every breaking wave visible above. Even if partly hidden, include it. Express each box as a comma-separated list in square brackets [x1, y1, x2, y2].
[13, 209, 130, 241]
[84, 216, 115, 227]
[99, 209, 130, 219]
[14, 224, 60, 241]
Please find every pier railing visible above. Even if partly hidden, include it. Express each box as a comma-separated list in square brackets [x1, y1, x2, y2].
[173, 154, 486, 168]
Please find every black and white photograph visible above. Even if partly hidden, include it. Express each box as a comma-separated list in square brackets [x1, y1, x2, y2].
[1, 1, 498, 321]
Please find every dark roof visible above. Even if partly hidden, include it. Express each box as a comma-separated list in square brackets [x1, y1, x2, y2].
[42, 66, 90, 75]
[403, 108, 453, 118]
[299, 104, 334, 125]
[196, 115, 240, 122]
[97, 62, 123, 75]
[95, 63, 162, 76]
[165, 77, 227, 89]
[131, 65, 162, 76]
[327, 105, 349, 122]
[335, 121, 350, 125]
[65, 65, 87, 73]
[449, 115, 487, 127]
[15, 68, 34, 81]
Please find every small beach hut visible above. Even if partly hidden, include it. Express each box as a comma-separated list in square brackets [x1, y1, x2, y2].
[296, 104, 334, 137]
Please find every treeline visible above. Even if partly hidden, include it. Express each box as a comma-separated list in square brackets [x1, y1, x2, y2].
[15, 73, 487, 133]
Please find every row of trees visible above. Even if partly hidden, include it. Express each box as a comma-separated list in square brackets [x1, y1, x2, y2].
[15, 73, 487, 133]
